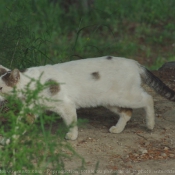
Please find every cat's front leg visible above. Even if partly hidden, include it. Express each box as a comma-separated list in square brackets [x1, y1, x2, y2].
[54, 102, 78, 140]
[65, 125, 78, 140]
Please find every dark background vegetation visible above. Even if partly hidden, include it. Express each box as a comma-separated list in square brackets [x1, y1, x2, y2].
[0, 0, 175, 69]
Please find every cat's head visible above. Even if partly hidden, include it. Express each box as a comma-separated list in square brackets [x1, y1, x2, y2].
[0, 67, 20, 98]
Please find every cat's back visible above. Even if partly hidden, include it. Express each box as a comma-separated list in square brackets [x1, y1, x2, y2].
[53, 56, 140, 74]
[23, 56, 141, 82]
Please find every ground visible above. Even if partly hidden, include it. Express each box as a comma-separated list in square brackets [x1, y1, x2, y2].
[63, 66, 175, 175]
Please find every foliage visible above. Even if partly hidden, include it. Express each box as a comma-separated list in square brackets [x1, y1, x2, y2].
[0, 0, 174, 69]
[0, 78, 84, 173]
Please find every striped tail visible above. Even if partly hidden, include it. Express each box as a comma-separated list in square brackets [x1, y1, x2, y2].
[140, 66, 175, 101]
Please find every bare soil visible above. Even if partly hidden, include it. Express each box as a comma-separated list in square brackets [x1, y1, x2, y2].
[63, 67, 175, 175]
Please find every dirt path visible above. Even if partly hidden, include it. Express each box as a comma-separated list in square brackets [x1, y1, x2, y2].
[63, 68, 175, 175]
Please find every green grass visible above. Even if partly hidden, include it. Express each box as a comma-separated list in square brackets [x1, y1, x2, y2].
[0, 78, 85, 173]
[0, 0, 175, 69]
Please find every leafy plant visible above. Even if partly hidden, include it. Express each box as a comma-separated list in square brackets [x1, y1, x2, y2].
[0, 77, 84, 173]
[1, 0, 175, 70]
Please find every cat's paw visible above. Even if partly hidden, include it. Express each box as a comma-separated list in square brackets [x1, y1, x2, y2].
[65, 130, 78, 140]
[146, 122, 154, 130]
[109, 126, 124, 134]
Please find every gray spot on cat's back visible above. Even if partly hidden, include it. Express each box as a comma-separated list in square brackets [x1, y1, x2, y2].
[91, 72, 100, 80]
[106, 56, 113, 60]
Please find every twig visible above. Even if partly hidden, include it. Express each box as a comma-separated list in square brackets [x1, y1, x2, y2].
[133, 132, 148, 140]
[10, 36, 20, 67]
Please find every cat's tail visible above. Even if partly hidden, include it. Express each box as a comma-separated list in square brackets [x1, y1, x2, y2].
[140, 66, 175, 101]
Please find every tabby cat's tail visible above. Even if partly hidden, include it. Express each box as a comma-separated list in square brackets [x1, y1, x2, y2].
[140, 66, 175, 101]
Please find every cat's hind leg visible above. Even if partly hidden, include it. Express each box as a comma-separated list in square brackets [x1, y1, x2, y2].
[106, 106, 132, 133]
[142, 93, 155, 130]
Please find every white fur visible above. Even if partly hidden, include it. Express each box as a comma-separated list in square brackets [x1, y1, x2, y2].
[0, 56, 155, 140]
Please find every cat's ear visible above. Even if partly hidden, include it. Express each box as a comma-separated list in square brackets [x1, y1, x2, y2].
[11, 69, 20, 83]
[0, 68, 7, 76]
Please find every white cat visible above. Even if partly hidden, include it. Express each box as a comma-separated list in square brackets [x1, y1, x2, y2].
[0, 56, 175, 140]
